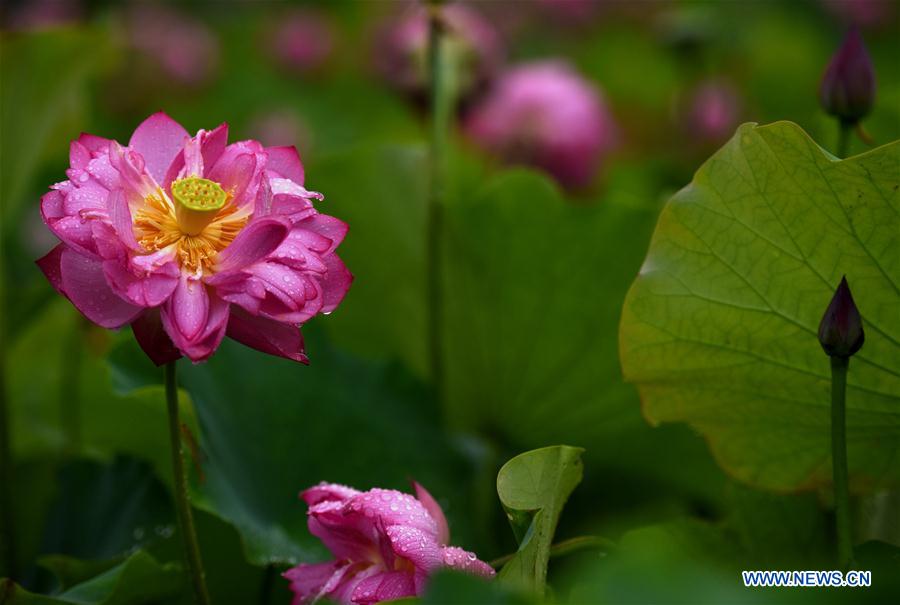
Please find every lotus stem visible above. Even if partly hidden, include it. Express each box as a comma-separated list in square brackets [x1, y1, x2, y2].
[426, 0, 452, 401]
[836, 121, 852, 158]
[165, 362, 210, 604]
[830, 356, 854, 570]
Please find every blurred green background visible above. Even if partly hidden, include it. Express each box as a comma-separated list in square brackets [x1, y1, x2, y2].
[1, 0, 899, 603]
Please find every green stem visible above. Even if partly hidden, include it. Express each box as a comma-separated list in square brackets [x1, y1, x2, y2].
[836, 121, 852, 159]
[830, 356, 854, 570]
[489, 535, 616, 569]
[165, 362, 210, 605]
[426, 0, 453, 402]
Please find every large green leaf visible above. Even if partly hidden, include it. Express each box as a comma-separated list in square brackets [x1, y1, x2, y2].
[8, 300, 197, 489]
[496, 446, 583, 596]
[0, 551, 182, 605]
[156, 333, 480, 567]
[620, 121, 900, 491]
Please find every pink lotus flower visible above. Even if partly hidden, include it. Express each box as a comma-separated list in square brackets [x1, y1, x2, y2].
[465, 60, 618, 190]
[373, 3, 503, 98]
[126, 4, 220, 86]
[266, 9, 335, 74]
[684, 80, 741, 143]
[37, 113, 351, 364]
[284, 482, 494, 604]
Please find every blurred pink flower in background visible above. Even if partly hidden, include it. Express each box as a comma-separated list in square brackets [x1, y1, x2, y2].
[266, 9, 335, 74]
[38, 113, 351, 364]
[536, 0, 603, 25]
[126, 3, 220, 86]
[284, 482, 494, 605]
[683, 80, 741, 143]
[822, 0, 895, 28]
[465, 60, 618, 190]
[5, 0, 83, 31]
[373, 3, 503, 98]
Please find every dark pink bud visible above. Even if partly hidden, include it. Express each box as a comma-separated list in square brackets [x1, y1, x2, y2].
[819, 28, 876, 124]
[818, 276, 865, 358]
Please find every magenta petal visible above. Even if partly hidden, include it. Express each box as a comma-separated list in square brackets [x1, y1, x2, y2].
[265, 145, 305, 184]
[300, 214, 349, 254]
[108, 189, 141, 250]
[208, 147, 259, 206]
[385, 525, 443, 572]
[161, 289, 229, 362]
[216, 216, 291, 272]
[36, 244, 66, 295]
[301, 482, 361, 506]
[168, 276, 209, 340]
[58, 247, 143, 328]
[412, 482, 450, 546]
[351, 571, 416, 605]
[128, 112, 189, 183]
[103, 258, 179, 308]
[320, 254, 353, 314]
[77, 133, 112, 154]
[283, 560, 348, 605]
[132, 309, 182, 365]
[439, 546, 496, 578]
[201, 123, 229, 169]
[226, 307, 308, 364]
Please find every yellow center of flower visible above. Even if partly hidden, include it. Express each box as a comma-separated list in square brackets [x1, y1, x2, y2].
[132, 179, 249, 275]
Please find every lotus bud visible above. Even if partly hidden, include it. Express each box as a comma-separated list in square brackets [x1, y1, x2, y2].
[818, 276, 865, 358]
[819, 28, 876, 124]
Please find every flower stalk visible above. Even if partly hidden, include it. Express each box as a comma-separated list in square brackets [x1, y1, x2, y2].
[830, 355, 853, 570]
[165, 362, 210, 605]
[426, 0, 454, 400]
[818, 276, 864, 570]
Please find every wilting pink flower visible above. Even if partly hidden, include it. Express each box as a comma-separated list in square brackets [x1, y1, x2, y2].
[684, 80, 741, 143]
[126, 4, 219, 86]
[37, 113, 352, 364]
[266, 9, 335, 74]
[284, 482, 494, 605]
[373, 3, 503, 98]
[465, 60, 617, 190]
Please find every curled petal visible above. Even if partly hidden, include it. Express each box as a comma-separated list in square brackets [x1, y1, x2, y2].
[299, 214, 348, 255]
[226, 307, 308, 364]
[320, 254, 352, 314]
[385, 525, 443, 572]
[265, 145, 305, 184]
[77, 132, 112, 154]
[161, 286, 229, 362]
[132, 309, 182, 366]
[42, 190, 99, 258]
[412, 482, 450, 546]
[301, 482, 362, 506]
[283, 560, 350, 605]
[166, 275, 209, 341]
[216, 216, 291, 273]
[56, 247, 143, 328]
[439, 546, 496, 578]
[103, 256, 179, 308]
[350, 571, 416, 605]
[128, 112, 189, 183]
[108, 189, 141, 251]
[36, 244, 65, 295]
